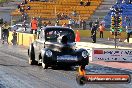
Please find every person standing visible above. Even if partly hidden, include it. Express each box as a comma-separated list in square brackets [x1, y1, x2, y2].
[80, 0, 84, 6]
[125, 16, 131, 26]
[62, 23, 67, 27]
[85, 0, 91, 6]
[38, 16, 42, 29]
[55, 20, 59, 26]
[1, 22, 10, 44]
[82, 20, 86, 30]
[91, 24, 97, 43]
[31, 17, 38, 34]
[11, 30, 17, 45]
[95, 18, 99, 28]
[126, 26, 132, 43]
[98, 24, 105, 38]
[89, 20, 93, 30]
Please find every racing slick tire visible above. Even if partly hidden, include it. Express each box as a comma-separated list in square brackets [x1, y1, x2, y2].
[29, 52, 35, 65]
[28, 44, 36, 65]
[76, 75, 86, 86]
[42, 62, 48, 69]
[37, 54, 42, 66]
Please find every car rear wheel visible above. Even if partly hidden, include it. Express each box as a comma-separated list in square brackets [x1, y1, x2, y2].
[28, 45, 35, 65]
[29, 55, 35, 65]
[42, 62, 48, 69]
[76, 75, 86, 86]
[29, 59, 33, 65]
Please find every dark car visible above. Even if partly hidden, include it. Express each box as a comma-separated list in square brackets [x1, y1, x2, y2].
[28, 26, 89, 69]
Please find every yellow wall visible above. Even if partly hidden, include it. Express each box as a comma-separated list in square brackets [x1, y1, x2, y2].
[75, 30, 127, 39]
[8, 32, 13, 43]
[8, 32, 36, 47]
[8, 30, 127, 47]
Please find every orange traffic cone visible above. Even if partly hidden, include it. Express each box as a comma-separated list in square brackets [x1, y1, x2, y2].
[75, 30, 80, 42]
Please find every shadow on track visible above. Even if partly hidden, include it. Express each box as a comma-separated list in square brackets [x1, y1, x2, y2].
[51, 65, 77, 71]
[0, 64, 29, 68]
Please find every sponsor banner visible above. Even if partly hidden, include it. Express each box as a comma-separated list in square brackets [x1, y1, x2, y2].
[85, 74, 131, 83]
[92, 48, 132, 62]
[76, 74, 131, 85]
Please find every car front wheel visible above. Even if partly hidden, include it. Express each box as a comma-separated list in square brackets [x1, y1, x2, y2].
[76, 75, 86, 86]
[42, 62, 48, 69]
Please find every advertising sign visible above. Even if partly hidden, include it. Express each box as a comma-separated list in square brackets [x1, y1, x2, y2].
[92, 48, 132, 62]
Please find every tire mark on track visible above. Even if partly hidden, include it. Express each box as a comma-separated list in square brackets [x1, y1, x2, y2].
[0, 46, 78, 80]
[0, 50, 75, 88]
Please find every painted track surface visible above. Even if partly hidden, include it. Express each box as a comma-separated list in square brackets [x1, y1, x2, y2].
[0, 44, 132, 88]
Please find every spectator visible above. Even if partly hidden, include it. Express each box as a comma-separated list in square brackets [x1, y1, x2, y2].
[22, 12, 28, 21]
[43, 22, 47, 27]
[68, 19, 73, 28]
[80, 19, 83, 28]
[82, 20, 86, 30]
[122, 0, 126, 3]
[75, 20, 79, 28]
[95, 18, 99, 28]
[23, 20, 27, 31]
[80, 0, 84, 6]
[125, 16, 131, 26]
[85, 0, 91, 6]
[129, 0, 132, 4]
[24, 0, 27, 4]
[126, 26, 132, 43]
[62, 23, 67, 27]
[1, 22, 10, 44]
[55, 20, 59, 26]
[91, 24, 97, 43]
[27, 6, 31, 10]
[17, 4, 20, 9]
[89, 20, 93, 30]
[100, 20, 105, 27]
[57, 13, 61, 20]
[61, 13, 65, 19]
[21, 12, 25, 21]
[38, 16, 42, 29]
[31, 17, 38, 34]
[20, 7, 25, 13]
[48, 21, 51, 25]
[0, 18, 3, 24]
[11, 30, 17, 45]
[72, 10, 77, 17]
[98, 24, 105, 38]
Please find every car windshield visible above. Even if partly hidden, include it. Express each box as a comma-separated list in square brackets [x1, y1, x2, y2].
[45, 29, 75, 42]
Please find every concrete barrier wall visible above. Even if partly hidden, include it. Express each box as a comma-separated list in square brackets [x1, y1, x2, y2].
[77, 30, 127, 39]
[8, 32, 37, 47]
[8, 32, 13, 43]
[8, 30, 127, 47]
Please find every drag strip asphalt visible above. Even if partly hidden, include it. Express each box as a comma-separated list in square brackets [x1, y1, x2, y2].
[0, 44, 132, 88]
